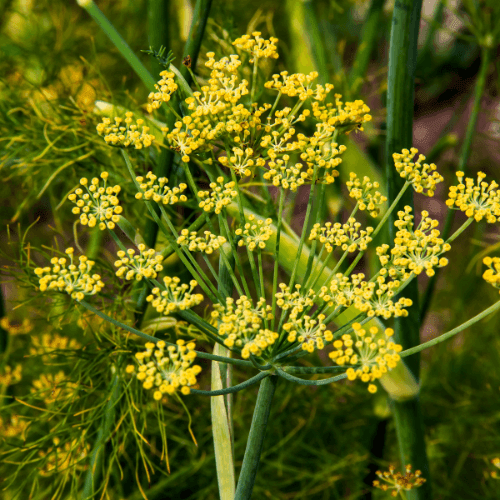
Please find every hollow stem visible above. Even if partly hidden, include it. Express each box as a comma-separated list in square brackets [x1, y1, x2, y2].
[234, 375, 278, 500]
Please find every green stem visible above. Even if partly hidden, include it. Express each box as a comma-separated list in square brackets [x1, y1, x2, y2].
[148, 0, 170, 79]
[276, 368, 347, 386]
[386, 0, 430, 497]
[78, 0, 156, 91]
[81, 370, 121, 499]
[271, 189, 286, 330]
[234, 375, 278, 500]
[192, 371, 270, 396]
[402, 299, 500, 358]
[280, 365, 346, 374]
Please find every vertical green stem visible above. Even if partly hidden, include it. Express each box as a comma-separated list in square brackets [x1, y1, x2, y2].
[386, 0, 431, 498]
[148, 0, 170, 79]
[234, 375, 278, 500]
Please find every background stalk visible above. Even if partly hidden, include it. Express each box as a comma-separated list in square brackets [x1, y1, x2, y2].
[385, 0, 431, 497]
[234, 375, 278, 500]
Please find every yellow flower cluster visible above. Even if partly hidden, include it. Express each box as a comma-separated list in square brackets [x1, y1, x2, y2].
[284, 314, 333, 353]
[0, 415, 28, 439]
[135, 171, 188, 205]
[39, 436, 90, 476]
[329, 322, 402, 393]
[346, 173, 387, 217]
[198, 177, 238, 214]
[232, 31, 279, 62]
[309, 219, 374, 253]
[311, 96, 372, 133]
[177, 230, 227, 254]
[392, 148, 443, 196]
[446, 171, 500, 222]
[30, 334, 81, 358]
[96, 112, 155, 149]
[319, 274, 412, 319]
[0, 317, 33, 335]
[262, 156, 306, 191]
[235, 215, 273, 251]
[0, 364, 22, 387]
[482, 256, 500, 292]
[147, 70, 178, 113]
[68, 172, 122, 230]
[377, 207, 450, 278]
[34, 248, 104, 301]
[241, 329, 279, 359]
[146, 277, 203, 313]
[114, 244, 164, 281]
[490, 457, 500, 479]
[275, 283, 315, 319]
[219, 147, 265, 177]
[128, 339, 201, 399]
[211, 296, 273, 357]
[300, 140, 346, 185]
[264, 71, 334, 101]
[373, 464, 427, 495]
[31, 371, 78, 405]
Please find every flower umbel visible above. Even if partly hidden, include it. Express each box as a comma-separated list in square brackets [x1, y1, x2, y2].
[373, 464, 426, 497]
[146, 277, 204, 313]
[393, 148, 443, 196]
[128, 339, 202, 399]
[96, 112, 156, 149]
[236, 215, 273, 251]
[68, 171, 123, 230]
[34, 248, 104, 301]
[482, 256, 500, 292]
[114, 244, 164, 281]
[329, 323, 402, 393]
[198, 177, 238, 214]
[446, 171, 500, 222]
[135, 171, 188, 205]
[346, 173, 387, 217]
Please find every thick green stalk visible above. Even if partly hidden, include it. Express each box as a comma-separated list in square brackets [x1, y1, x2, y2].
[420, 47, 492, 319]
[386, 0, 430, 497]
[234, 375, 278, 500]
[148, 0, 170, 79]
[81, 371, 121, 499]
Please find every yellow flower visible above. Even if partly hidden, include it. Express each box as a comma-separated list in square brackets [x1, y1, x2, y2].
[177, 230, 227, 254]
[235, 215, 273, 251]
[311, 95, 372, 133]
[68, 171, 123, 230]
[132, 339, 201, 398]
[275, 283, 316, 319]
[146, 277, 203, 313]
[346, 173, 387, 217]
[392, 148, 443, 196]
[329, 323, 402, 393]
[377, 207, 450, 278]
[482, 256, 500, 292]
[219, 147, 264, 177]
[211, 296, 273, 356]
[147, 70, 178, 113]
[309, 219, 374, 253]
[262, 154, 306, 191]
[31, 371, 78, 405]
[232, 31, 279, 62]
[115, 244, 164, 281]
[34, 248, 104, 301]
[284, 314, 332, 353]
[0, 364, 22, 387]
[198, 177, 238, 214]
[96, 112, 155, 149]
[373, 464, 426, 494]
[264, 71, 333, 101]
[446, 171, 500, 222]
[135, 171, 188, 205]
